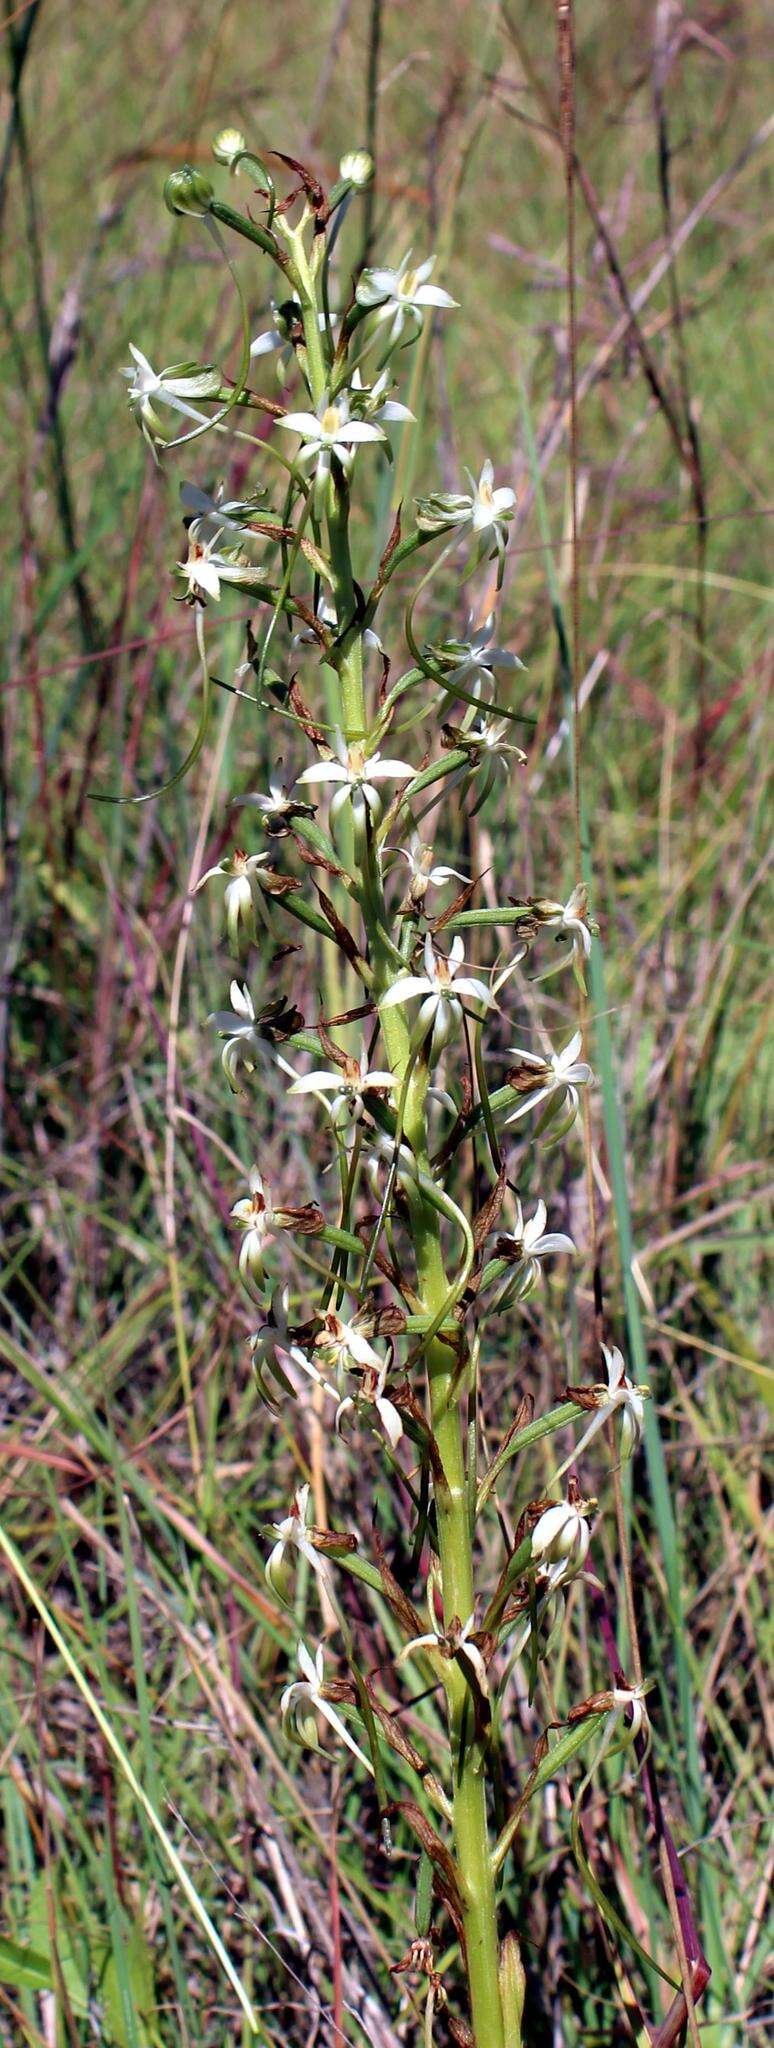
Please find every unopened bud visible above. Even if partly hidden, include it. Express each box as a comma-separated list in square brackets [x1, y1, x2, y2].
[163, 165, 214, 217]
[212, 127, 247, 169]
[339, 149, 374, 190]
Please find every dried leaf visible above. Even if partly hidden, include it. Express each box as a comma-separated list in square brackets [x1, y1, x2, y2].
[292, 838, 347, 880]
[391, 1801, 464, 1933]
[563, 1384, 605, 1412]
[288, 675, 327, 744]
[316, 886, 364, 972]
[427, 875, 479, 935]
[279, 1202, 324, 1236]
[506, 1057, 550, 1094]
[447, 2023, 474, 2048]
[372, 1305, 408, 1338]
[373, 1537, 425, 1639]
[472, 1168, 507, 1253]
[309, 1529, 358, 1557]
[258, 868, 301, 898]
[257, 993, 304, 1042]
[369, 505, 402, 607]
[270, 150, 329, 223]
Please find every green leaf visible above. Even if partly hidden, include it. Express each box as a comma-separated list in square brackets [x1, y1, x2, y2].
[0, 1933, 53, 1993]
[101, 1919, 161, 2047]
[26, 1872, 91, 2017]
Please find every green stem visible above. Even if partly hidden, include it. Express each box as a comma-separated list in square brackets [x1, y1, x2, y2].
[327, 478, 365, 739]
[324, 457, 504, 2044]
[419, 1238, 505, 2048]
[369, 830, 504, 2048]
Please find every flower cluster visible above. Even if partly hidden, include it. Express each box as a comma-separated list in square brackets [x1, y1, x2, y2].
[123, 140, 655, 2047]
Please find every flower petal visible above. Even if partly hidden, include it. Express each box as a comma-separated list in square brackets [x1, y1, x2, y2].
[288, 1071, 340, 1094]
[296, 761, 349, 785]
[277, 410, 322, 435]
[380, 976, 432, 1008]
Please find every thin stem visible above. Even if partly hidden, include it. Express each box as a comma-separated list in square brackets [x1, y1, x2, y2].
[322, 434, 504, 2040]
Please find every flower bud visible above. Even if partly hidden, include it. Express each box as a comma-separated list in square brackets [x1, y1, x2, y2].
[224, 872, 257, 959]
[212, 127, 246, 169]
[265, 1543, 292, 1601]
[339, 149, 374, 190]
[287, 1701, 320, 1752]
[415, 490, 469, 534]
[530, 1500, 591, 1584]
[163, 165, 214, 217]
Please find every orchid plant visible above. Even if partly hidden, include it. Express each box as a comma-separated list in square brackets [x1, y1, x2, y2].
[123, 139, 662, 2046]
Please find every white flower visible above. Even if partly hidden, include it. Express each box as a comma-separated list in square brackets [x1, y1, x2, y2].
[266, 1483, 332, 1595]
[601, 1345, 648, 1460]
[250, 298, 303, 361]
[315, 1310, 381, 1380]
[250, 1286, 324, 1408]
[230, 1166, 277, 1287]
[355, 251, 457, 345]
[251, 302, 335, 378]
[491, 1198, 575, 1305]
[530, 1499, 592, 1590]
[239, 775, 316, 836]
[175, 520, 273, 604]
[230, 1171, 320, 1293]
[197, 849, 272, 956]
[606, 1682, 650, 1749]
[244, 775, 292, 818]
[416, 462, 515, 567]
[381, 933, 491, 1057]
[339, 149, 374, 189]
[281, 1641, 374, 1775]
[176, 531, 225, 604]
[209, 981, 263, 1090]
[537, 883, 595, 962]
[296, 731, 414, 831]
[364, 1130, 419, 1198]
[335, 1357, 403, 1450]
[175, 483, 274, 603]
[180, 480, 266, 542]
[121, 345, 221, 450]
[394, 836, 467, 910]
[442, 614, 525, 698]
[277, 392, 384, 497]
[350, 365, 414, 432]
[468, 459, 516, 538]
[398, 1614, 489, 1697]
[288, 1039, 395, 1126]
[505, 1029, 593, 1139]
[451, 712, 527, 802]
[550, 1346, 650, 1490]
[469, 713, 524, 756]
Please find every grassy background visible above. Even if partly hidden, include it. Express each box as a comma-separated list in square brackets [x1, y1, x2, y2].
[1, 0, 771, 2042]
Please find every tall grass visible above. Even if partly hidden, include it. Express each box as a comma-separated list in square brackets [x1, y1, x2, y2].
[0, 2, 771, 2042]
